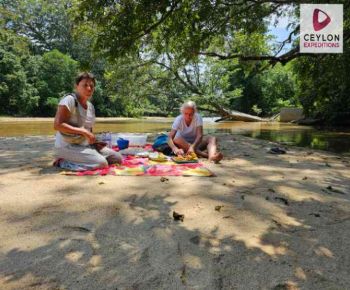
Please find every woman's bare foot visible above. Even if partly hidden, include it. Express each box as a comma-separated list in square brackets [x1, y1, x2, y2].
[210, 152, 223, 163]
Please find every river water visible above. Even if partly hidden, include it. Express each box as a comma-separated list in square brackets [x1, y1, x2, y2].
[0, 118, 349, 154]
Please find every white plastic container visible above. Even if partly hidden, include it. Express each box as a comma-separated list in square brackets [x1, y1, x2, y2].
[112, 133, 148, 146]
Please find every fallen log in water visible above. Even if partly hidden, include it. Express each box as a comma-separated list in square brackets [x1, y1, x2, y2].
[199, 105, 277, 122]
[223, 110, 268, 122]
[215, 108, 275, 122]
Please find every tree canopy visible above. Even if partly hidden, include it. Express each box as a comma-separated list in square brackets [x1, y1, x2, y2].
[75, 0, 303, 64]
[0, 0, 349, 124]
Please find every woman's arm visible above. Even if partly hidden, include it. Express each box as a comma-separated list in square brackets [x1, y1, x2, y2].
[54, 105, 95, 144]
[168, 129, 184, 155]
[189, 126, 203, 152]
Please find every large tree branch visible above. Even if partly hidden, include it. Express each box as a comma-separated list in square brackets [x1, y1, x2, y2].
[23, 21, 52, 50]
[182, 67, 201, 93]
[274, 24, 299, 57]
[194, 63, 201, 88]
[132, 0, 179, 41]
[154, 56, 204, 95]
[198, 45, 301, 66]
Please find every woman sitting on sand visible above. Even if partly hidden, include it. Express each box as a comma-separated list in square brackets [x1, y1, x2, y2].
[53, 72, 122, 170]
[168, 101, 223, 162]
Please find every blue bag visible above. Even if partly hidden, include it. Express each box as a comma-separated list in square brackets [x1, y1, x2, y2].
[152, 134, 173, 155]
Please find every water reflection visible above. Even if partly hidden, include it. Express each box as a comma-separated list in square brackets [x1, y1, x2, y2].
[240, 129, 350, 154]
[0, 119, 349, 154]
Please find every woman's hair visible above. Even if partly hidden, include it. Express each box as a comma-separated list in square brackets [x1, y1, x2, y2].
[75, 72, 96, 86]
[180, 101, 197, 112]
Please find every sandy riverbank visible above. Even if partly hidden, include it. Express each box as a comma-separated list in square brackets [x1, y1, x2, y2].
[0, 134, 349, 289]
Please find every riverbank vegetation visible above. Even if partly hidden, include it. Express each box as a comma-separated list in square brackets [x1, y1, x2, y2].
[0, 0, 349, 124]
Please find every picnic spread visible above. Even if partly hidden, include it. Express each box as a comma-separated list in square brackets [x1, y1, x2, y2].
[58, 143, 214, 177]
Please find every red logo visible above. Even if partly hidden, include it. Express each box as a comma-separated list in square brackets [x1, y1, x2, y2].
[313, 8, 331, 31]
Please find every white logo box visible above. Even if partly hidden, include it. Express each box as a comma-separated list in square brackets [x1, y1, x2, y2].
[300, 4, 343, 53]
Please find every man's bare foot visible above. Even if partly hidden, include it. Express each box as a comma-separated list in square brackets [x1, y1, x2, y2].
[210, 152, 223, 163]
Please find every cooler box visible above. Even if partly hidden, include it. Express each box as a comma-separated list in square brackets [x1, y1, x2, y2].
[112, 133, 148, 146]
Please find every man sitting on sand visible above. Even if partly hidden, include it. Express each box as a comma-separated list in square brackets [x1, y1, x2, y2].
[168, 101, 223, 162]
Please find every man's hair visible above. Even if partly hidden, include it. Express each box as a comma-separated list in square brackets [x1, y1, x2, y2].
[180, 101, 197, 112]
[75, 72, 96, 86]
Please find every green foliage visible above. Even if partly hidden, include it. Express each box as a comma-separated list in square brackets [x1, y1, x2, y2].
[75, 0, 272, 61]
[291, 0, 350, 125]
[0, 0, 348, 125]
[38, 50, 78, 115]
[0, 48, 27, 114]
[1, 0, 74, 54]
[74, 0, 297, 118]
[0, 29, 39, 115]
[259, 63, 298, 114]
[0, 0, 96, 69]
[102, 57, 187, 117]
[0, 29, 77, 116]
[293, 51, 350, 125]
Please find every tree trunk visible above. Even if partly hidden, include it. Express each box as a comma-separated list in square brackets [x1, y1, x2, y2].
[219, 109, 269, 122]
[211, 104, 271, 122]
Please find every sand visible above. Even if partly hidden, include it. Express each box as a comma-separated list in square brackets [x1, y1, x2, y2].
[0, 133, 349, 290]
